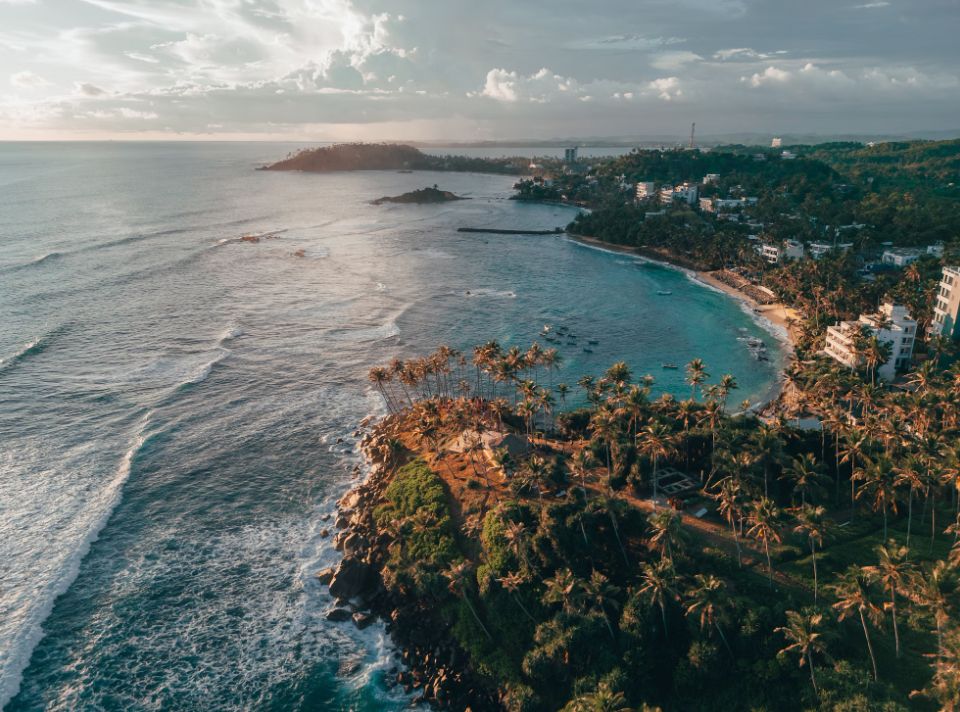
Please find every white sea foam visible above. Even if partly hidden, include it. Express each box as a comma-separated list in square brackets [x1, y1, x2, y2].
[0, 411, 154, 710]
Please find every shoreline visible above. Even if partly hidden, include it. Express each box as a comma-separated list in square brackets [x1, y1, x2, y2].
[564, 232, 796, 410]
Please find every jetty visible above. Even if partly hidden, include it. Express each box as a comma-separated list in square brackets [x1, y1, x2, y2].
[457, 227, 563, 235]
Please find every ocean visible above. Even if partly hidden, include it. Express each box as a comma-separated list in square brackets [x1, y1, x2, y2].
[0, 142, 783, 710]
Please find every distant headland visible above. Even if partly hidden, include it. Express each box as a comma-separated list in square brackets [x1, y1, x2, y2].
[371, 186, 467, 205]
[260, 143, 530, 174]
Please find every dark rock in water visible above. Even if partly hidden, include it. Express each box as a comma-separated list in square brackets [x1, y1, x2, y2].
[371, 186, 467, 205]
[319, 528, 330, 538]
[353, 611, 375, 629]
[315, 567, 336, 585]
[328, 558, 373, 599]
[326, 607, 353, 622]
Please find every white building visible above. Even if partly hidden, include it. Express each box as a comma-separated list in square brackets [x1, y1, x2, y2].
[931, 266, 960, 340]
[781, 150, 796, 160]
[699, 196, 757, 213]
[702, 173, 720, 185]
[824, 303, 917, 381]
[927, 243, 945, 258]
[660, 182, 699, 205]
[758, 243, 782, 263]
[808, 241, 855, 260]
[635, 181, 657, 202]
[882, 248, 922, 267]
[771, 137, 783, 148]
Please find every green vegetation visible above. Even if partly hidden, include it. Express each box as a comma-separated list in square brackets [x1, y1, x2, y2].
[367, 338, 960, 710]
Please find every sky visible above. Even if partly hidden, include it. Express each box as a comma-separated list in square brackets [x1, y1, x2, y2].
[1, 0, 958, 141]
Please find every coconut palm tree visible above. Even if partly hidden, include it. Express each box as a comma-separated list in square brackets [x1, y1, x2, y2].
[782, 453, 829, 506]
[830, 565, 883, 681]
[584, 569, 621, 640]
[569, 681, 632, 712]
[864, 541, 916, 659]
[444, 561, 493, 640]
[854, 456, 899, 539]
[638, 559, 679, 639]
[498, 570, 537, 623]
[792, 504, 830, 602]
[544, 567, 584, 615]
[571, 448, 596, 496]
[717, 374, 739, 413]
[776, 609, 831, 699]
[912, 560, 958, 663]
[589, 408, 620, 478]
[648, 509, 687, 563]
[713, 476, 747, 567]
[895, 456, 930, 548]
[747, 497, 783, 587]
[639, 421, 675, 504]
[686, 358, 709, 400]
[684, 573, 732, 653]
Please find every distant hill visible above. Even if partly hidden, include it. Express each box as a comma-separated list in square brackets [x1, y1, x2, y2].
[261, 143, 529, 175]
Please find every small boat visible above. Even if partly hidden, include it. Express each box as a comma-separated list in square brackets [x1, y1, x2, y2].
[662, 363, 679, 369]
[583, 347, 594, 353]
[657, 290, 673, 296]
[541, 324, 552, 333]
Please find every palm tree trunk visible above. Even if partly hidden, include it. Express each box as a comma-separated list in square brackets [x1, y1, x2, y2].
[732, 524, 742, 567]
[811, 539, 818, 602]
[807, 649, 819, 698]
[891, 589, 900, 658]
[906, 491, 913, 548]
[859, 609, 879, 681]
[765, 540, 773, 588]
[463, 595, 493, 640]
[660, 602, 669, 639]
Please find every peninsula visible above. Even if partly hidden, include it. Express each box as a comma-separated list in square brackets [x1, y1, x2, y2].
[261, 142, 532, 175]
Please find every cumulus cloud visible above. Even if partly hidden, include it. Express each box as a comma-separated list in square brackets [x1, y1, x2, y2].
[651, 51, 702, 71]
[473, 67, 576, 103]
[75, 82, 107, 96]
[649, 76, 682, 100]
[745, 66, 791, 87]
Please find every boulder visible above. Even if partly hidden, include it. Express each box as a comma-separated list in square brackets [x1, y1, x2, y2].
[326, 607, 353, 622]
[328, 558, 374, 600]
[342, 532, 368, 557]
[314, 567, 336, 585]
[352, 611, 375, 630]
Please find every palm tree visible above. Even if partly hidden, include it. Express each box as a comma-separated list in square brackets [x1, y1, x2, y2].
[895, 456, 929, 548]
[569, 681, 631, 712]
[782, 453, 828, 506]
[584, 569, 621, 640]
[747, 497, 783, 587]
[589, 408, 620, 478]
[444, 561, 493, 640]
[864, 541, 916, 659]
[638, 559, 679, 639]
[570, 448, 597, 496]
[830, 565, 883, 681]
[684, 574, 732, 653]
[776, 609, 830, 699]
[753, 424, 785, 498]
[544, 567, 584, 614]
[639, 421, 675, 504]
[498, 571, 537, 623]
[854, 456, 899, 539]
[839, 432, 870, 510]
[686, 358, 709, 400]
[648, 509, 687, 563]
[912, 560, 958, 663]
[792, 504, 830, 602]
[717, 374, 739, 412]
[713, 476, 746, 567]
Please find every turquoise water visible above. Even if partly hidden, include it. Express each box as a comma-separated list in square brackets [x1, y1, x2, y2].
[0, 142, 783, 710]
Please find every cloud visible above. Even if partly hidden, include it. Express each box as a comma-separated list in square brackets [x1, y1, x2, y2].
[473, 67, 575, 103]
[651, 51, 702, 71]
[714, 48, 786, 61]
[10, 71, 53, 89]
[568, 34, 685, 51]
[854, 1, 890, 7]
[75, 82, 107, 96]
[745, 66, 791, 87]
[649, 76, 682, 100]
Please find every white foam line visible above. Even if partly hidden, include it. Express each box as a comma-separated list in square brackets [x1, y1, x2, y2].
[0, 411, 154, 710]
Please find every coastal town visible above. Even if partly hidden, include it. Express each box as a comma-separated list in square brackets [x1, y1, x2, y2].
[304, 138, 960, 711]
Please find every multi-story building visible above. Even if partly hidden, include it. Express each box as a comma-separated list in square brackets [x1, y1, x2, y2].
[635, 181, 656, 202]
[564, 147, 578, 164]
[702, 173, 720, 185]
[771, 137, 783, 148]
[757, 239, 803, 264]
[660, 182, 699, 205]
[824, 303, 916, 381]
[931, 266, 960, 340]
